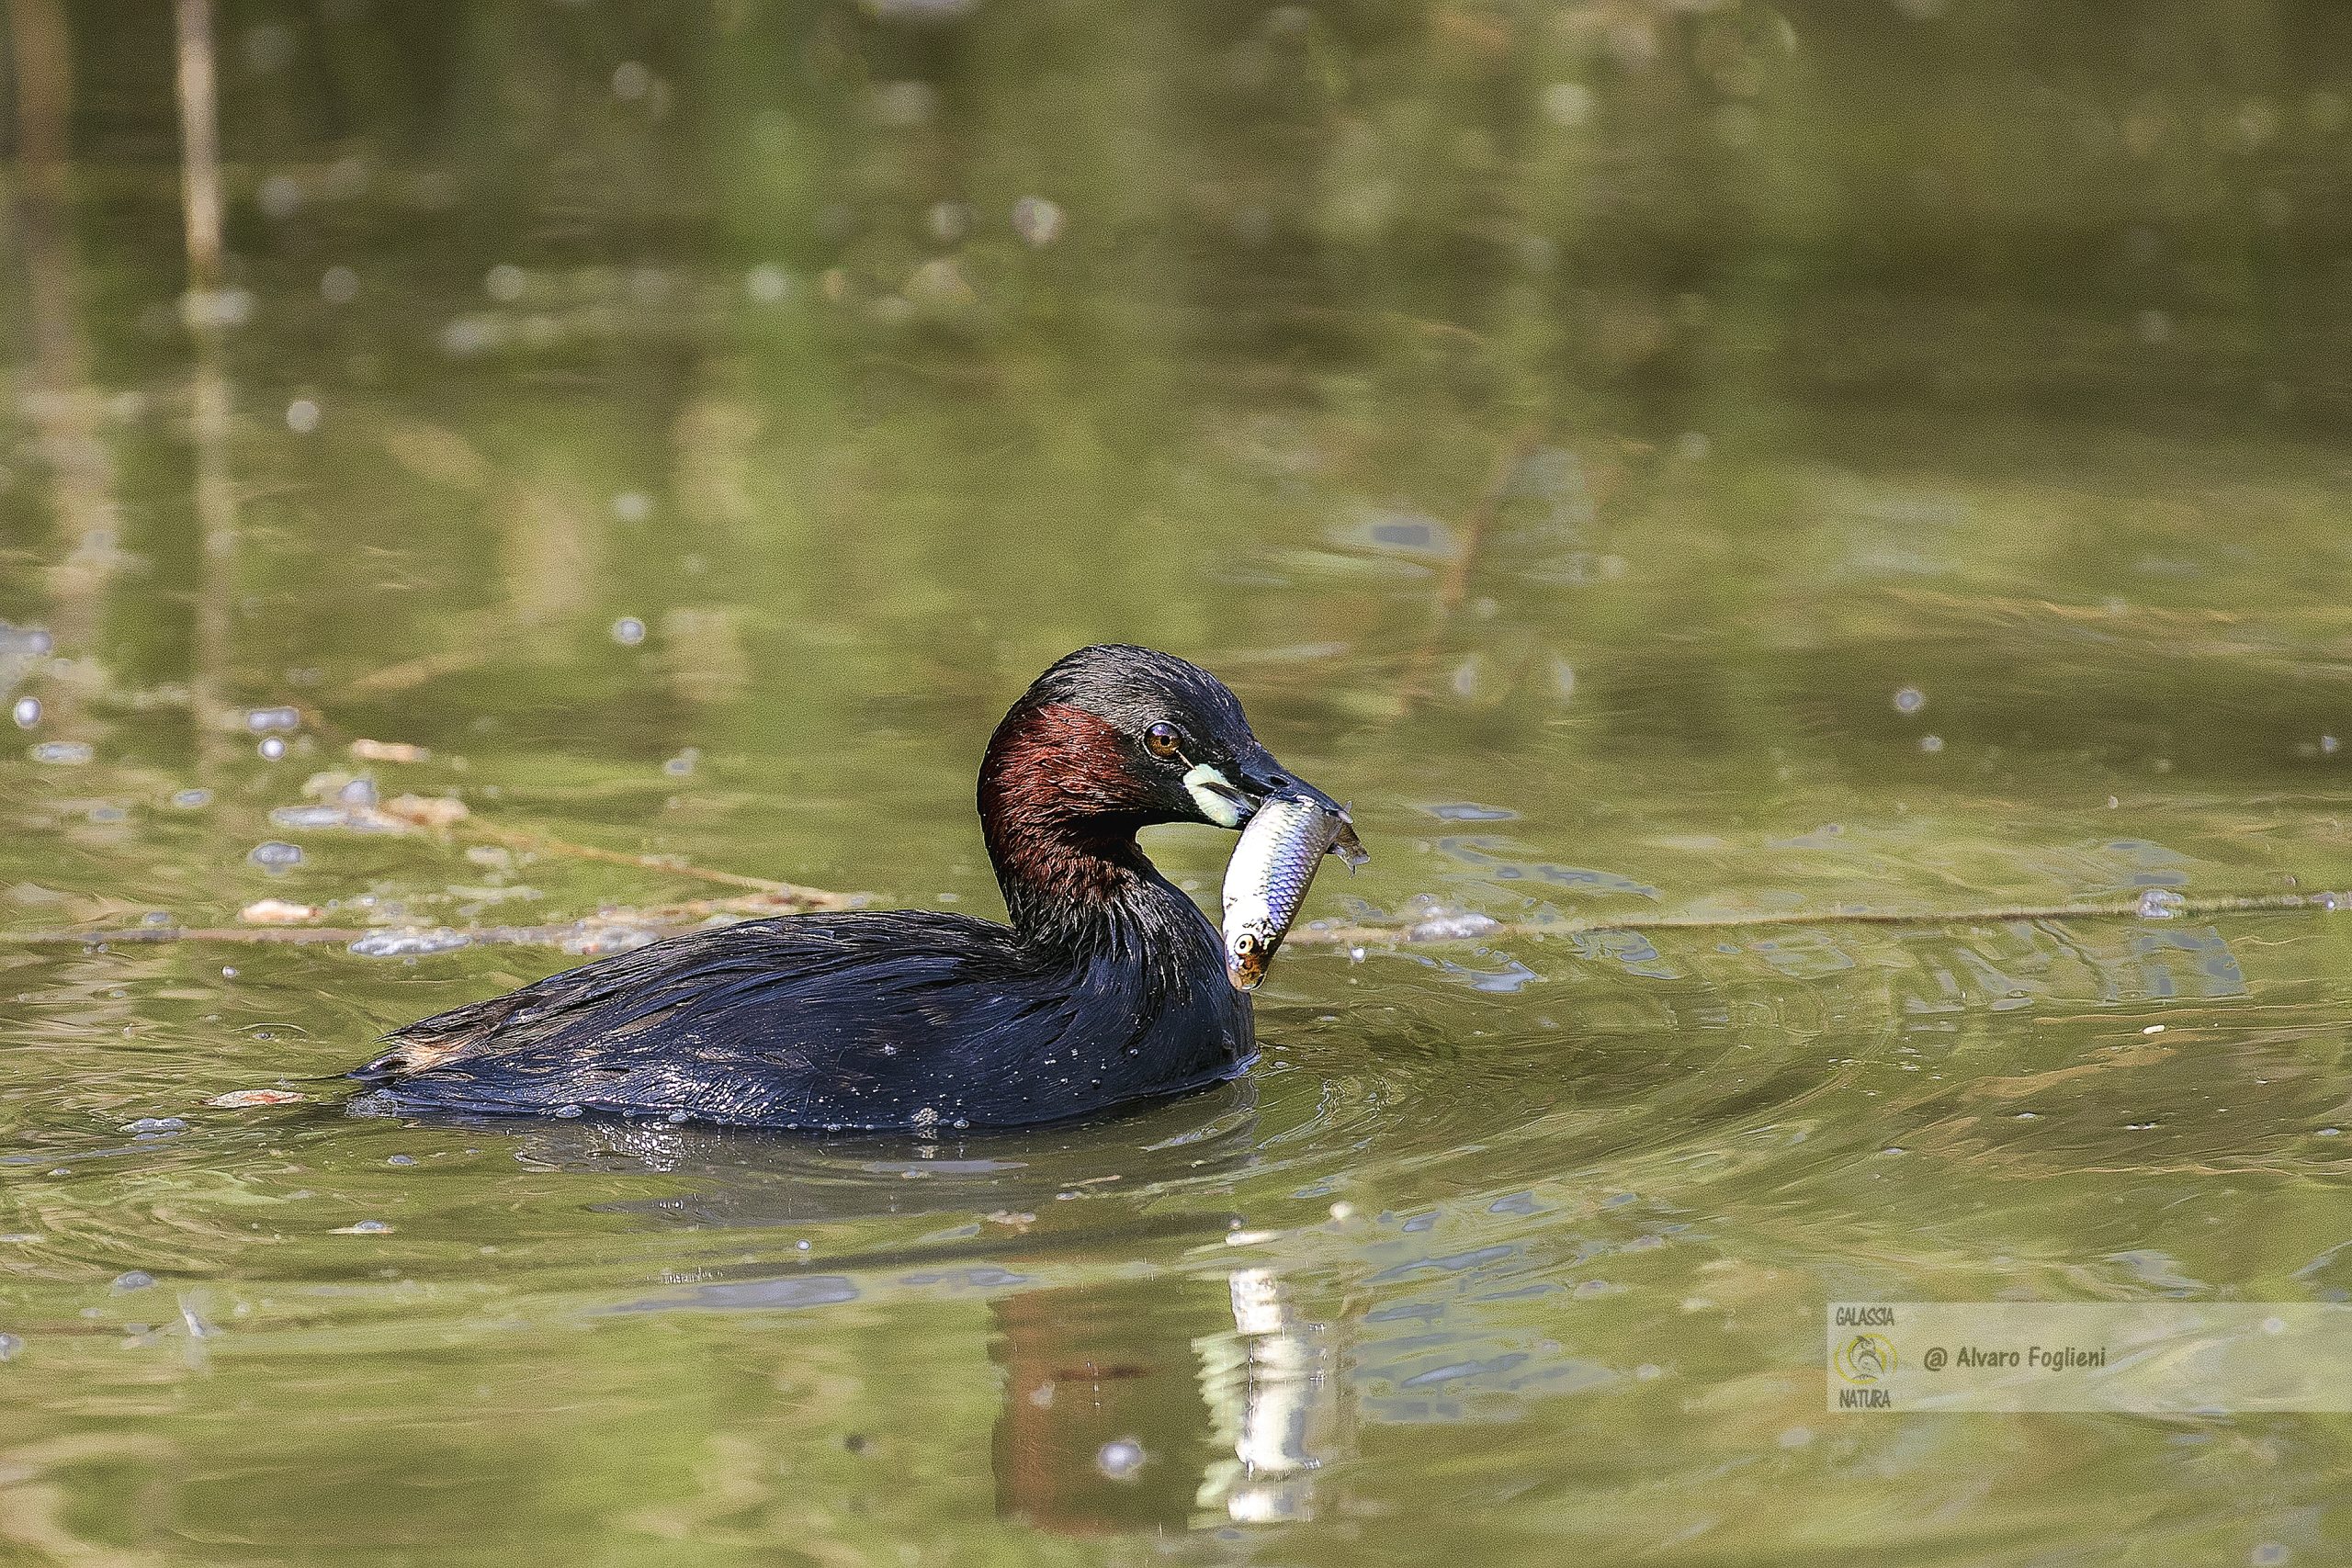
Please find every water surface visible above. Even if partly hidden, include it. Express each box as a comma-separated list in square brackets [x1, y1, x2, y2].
[6, 5, 2352, 1562]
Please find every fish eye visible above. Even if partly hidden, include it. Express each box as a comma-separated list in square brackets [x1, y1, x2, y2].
[1145, 722, 1182, 758]
[1233, 935, 1259, 955]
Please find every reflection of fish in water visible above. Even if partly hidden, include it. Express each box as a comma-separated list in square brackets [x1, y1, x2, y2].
[1221, 795, 1367, 990]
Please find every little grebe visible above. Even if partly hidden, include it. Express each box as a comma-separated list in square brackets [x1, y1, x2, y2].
[355, 645, 1355, 1131]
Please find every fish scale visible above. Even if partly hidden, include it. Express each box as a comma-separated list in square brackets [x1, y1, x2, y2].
[1220, 794, 1368, 990]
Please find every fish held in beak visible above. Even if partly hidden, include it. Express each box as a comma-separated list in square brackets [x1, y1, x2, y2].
[1219, 792, 1366, 991]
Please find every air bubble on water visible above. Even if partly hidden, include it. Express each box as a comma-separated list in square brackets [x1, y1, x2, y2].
[321, 265, 358, 304]
[746, 264, 793, 305]
[2251, 1544, 2290, 1567]
[1918, 735, 1943, 753]
[2137, 309, 2173, 345]
[554, 1103, 585, 1120]
[245, 706, 300, 732]
[872, 80, 937, 128]
[1012, 196, 1065, 247]
[1894, 686, 1925, 714]
[484, 263, 527, 302]
[286, 399, 321, 434]
[11, 696, 38, 728]
[387, 1155, 416, 1167]
[1543, 81, 1593, 127]
[926, 201, 973, 244]
[173, 788, 212, 808]
[249, 840, 304, 871]
[2137, 887, 2186, 919]
[610, 616, 647, 647]
[664, 747, 700, 777]
[124, 1117, 187, 1134]
[259, 736, 287, 761]
[257, 174, 303, 219]
[440, 315, 497, 356]
[30, 740, 93, 764]
[1095, 1438, 1146, 1480]
[0, 1334, 19, 1361]
[666, 1110, 690, 1124]
[612, 61, 651, 101]
[111, 1270, 156, 1292]
[2323, 735, 2340, 755]
[339, 776, 379, 809]
[343, 1219, 392, 1235]
[611, 491, 651, 524]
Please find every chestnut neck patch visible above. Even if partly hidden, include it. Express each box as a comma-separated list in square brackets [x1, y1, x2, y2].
[978, 701, 1161, 938]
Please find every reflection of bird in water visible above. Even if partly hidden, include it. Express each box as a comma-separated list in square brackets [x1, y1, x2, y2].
[488, 1089, 1351, 1535]
[989, 1267, 1350, 1534]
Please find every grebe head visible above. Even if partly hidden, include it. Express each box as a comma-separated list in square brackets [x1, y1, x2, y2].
[978, 645, 1344, 931]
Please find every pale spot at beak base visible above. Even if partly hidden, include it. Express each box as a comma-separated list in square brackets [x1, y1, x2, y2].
[1183, 762, 1244, 828]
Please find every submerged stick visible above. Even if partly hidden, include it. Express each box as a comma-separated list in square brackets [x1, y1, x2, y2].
[6, 889, 2337, 953]
[1282, 890, 2342, 947]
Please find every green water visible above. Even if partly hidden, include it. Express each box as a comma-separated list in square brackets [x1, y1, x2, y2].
[6, 3, 2352, 1562]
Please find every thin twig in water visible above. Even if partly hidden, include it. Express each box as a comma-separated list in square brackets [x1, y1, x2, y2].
[450, 819, 854, 904]
[7, 889, 2339, 953]
[1283, 890, 2342, 947]
[1396, 423, 1545, 715]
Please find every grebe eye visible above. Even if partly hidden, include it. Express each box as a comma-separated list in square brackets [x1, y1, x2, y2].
[1145, 722, 1182, 757]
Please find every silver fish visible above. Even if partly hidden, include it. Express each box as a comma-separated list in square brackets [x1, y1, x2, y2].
[1220, 794, 1368, 991]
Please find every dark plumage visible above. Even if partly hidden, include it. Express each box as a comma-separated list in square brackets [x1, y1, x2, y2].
[353, 644, 1352, 1132]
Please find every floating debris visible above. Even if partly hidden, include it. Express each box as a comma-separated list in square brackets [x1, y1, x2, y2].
[1407, 910, 1501, 942]
[248, 840, 305, 871]
[560, 920, 662, 955]
[0, 1333, 20, 1361]
[123, 1117, 187, 1134]
[2137, 888, 2187, 919]
[240, 898, 323, 925]
[111, 1270, 157, 1292]
[381, 794, 468, 829]
[209, 1089, 307, 1109]
[29, 740, 92, 765]
[350, 927, 469, 958]
[268, 805, 356, 829]
[350, 738, 428, 763]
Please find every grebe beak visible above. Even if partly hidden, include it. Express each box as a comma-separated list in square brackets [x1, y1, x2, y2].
[1194, 751, 1345, 827]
